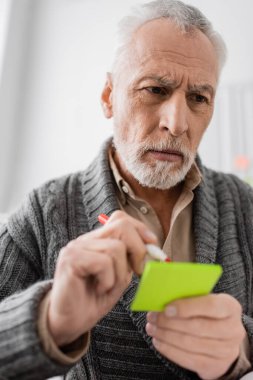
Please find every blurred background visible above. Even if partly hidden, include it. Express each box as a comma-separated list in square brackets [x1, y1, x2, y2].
[0, 0, 253, 214]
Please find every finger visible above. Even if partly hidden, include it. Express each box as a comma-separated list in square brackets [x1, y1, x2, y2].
[162, 294, 242, 320]
[79, 228, 145, 275]
[78, 236, 132, 280]
[59, 238, 131, 293]
[58, 247, 116, 294]
[146, 323, 240, 359]
[96, 217, 155, 275]
[89, 210, 157, 244]
[151, 337, 234, 380]
[75, 236, 126, 257]
[101, 239, 132, 291]
[79, 210, 158, 275]
[147, 313, 245, 340]
[107, 211, 158, 244]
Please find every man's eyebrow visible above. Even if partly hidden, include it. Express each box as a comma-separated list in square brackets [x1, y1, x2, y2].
[136, 76, 178, 87]
[188, 84, 215, 97]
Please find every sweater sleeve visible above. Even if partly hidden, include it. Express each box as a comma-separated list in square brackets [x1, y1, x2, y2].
[38, 290, 90, 364]
[0, 193, 73, 379]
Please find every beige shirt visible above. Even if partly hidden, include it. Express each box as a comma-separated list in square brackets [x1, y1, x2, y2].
[38, 148, 251, 379]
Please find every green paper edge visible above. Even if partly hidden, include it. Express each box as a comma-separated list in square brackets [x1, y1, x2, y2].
[130, 262, 223, 312]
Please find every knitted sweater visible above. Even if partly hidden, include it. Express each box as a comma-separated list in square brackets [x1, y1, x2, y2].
[1, 139, 253, 380]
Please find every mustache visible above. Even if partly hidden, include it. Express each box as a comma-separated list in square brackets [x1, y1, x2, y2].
[136, 138, 191, 157]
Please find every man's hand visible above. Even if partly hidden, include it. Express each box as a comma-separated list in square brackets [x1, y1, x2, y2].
[47, 211, 157, 347]
[146, 294, 246, 379]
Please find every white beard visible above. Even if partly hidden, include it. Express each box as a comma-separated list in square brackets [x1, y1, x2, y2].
[113, 135, 196, 190]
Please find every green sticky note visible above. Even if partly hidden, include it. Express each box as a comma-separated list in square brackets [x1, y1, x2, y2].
[130, 262, 223, 312]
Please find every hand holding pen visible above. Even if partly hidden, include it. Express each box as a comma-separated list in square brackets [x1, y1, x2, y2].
[49, 210, 159, 346]
[95, 210, 161, 275]
[98, 213, 171, 264]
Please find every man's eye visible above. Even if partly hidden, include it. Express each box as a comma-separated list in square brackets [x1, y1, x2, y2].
[191, 94, 209, 104]
[146, 87, 167, 96]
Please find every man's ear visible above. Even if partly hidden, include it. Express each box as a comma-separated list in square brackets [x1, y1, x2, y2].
[101, 72, 113, 118]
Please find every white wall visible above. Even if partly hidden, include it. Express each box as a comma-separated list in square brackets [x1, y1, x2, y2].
[0, 0, 10, 80]
[0, 0, 253, 212]
[190, 0, 253, 179]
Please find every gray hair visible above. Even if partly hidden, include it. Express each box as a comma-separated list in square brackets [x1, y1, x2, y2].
[112, 0, 227, 75]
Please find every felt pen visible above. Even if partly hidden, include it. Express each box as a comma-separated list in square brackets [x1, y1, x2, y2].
[98, 213, 171, 262]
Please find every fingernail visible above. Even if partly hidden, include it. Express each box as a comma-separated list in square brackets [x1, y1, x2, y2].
[144, 230, 157, 241]
[165, 305, 177, 317]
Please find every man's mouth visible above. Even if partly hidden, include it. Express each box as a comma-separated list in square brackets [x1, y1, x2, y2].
[146, 149, 184, 162]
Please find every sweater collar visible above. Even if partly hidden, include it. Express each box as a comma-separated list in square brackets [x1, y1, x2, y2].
[81, 138, 119, 232]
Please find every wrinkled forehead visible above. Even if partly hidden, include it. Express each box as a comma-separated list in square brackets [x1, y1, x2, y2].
[126, 18, 219, 83]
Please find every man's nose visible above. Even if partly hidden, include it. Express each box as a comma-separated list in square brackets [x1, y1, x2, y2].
[158, 94, 188, 136]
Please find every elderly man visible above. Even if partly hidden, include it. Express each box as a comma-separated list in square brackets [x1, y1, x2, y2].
[0, 0, 253, 379]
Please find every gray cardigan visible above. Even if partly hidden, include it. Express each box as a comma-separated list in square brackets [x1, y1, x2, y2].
[1, 139, 253, 380]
